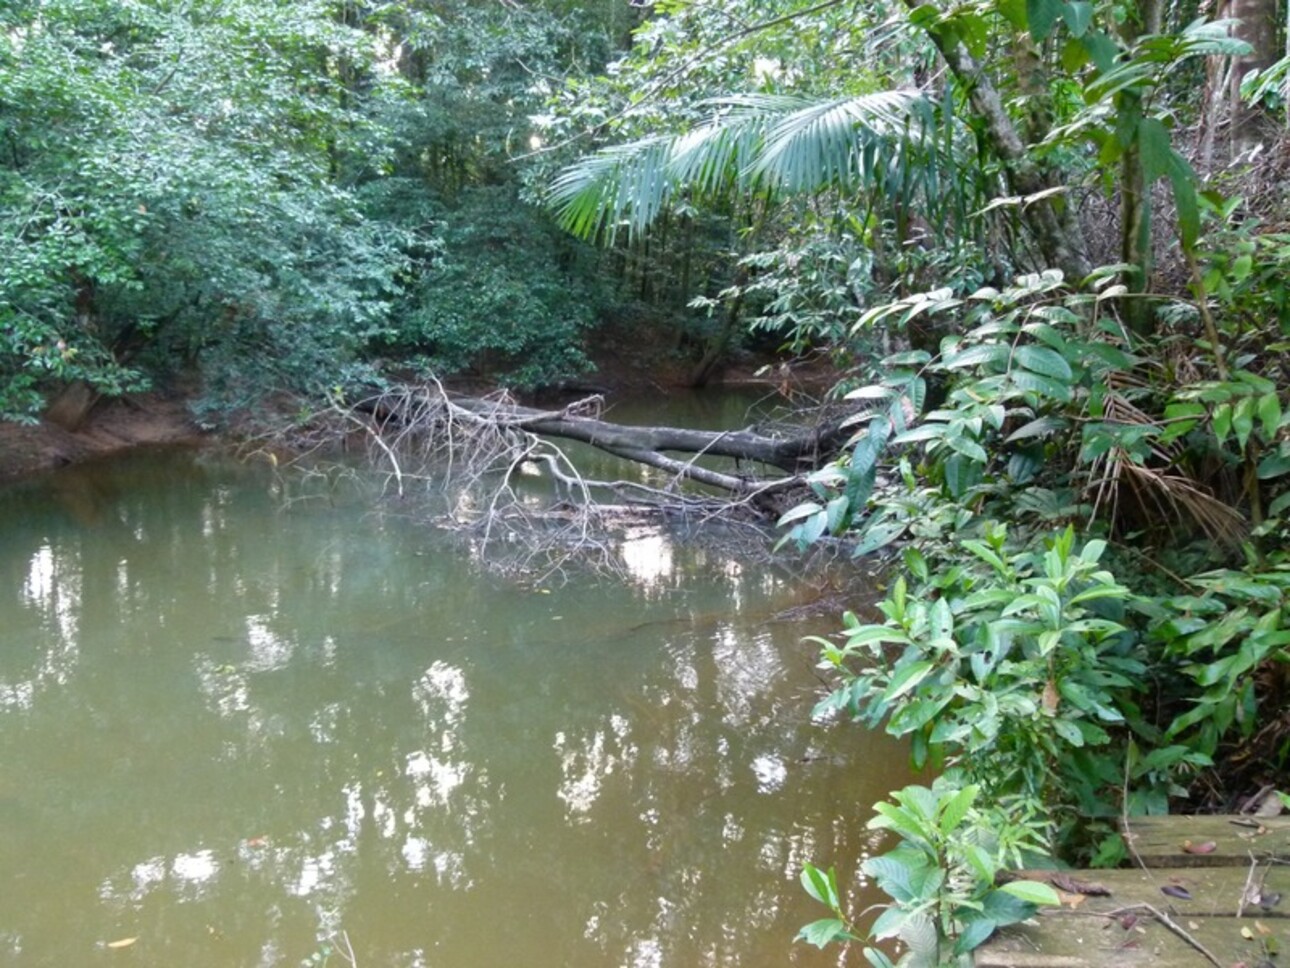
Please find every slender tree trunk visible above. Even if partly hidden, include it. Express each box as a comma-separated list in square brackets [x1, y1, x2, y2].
[1118, 0, 1163, 336]
[1228, 0, 1280, 157]
[910, 12, 1092, 282]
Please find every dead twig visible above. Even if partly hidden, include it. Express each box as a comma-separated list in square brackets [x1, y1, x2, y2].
[1100, 904, 1223, 967]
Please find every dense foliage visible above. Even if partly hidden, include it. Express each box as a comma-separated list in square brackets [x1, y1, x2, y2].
[0, 0, 629, 422]
[8, 0, 1290, 962]
[543, 0, 1290, 962]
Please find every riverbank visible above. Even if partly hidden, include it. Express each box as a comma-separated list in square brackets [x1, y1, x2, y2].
[0, 346, 841, 485]
[0, 389, 207, 484]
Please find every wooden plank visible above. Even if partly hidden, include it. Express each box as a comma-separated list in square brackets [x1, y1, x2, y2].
[1002, 866, 1290, 918]
[977, 912, 1287, 967]
[1121, 815, 1290, 867]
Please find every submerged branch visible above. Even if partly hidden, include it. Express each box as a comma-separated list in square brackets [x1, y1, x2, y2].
[261, 380, 847, 578]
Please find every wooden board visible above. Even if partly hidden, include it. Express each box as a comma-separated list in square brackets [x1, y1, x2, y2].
[1121, 814, 1290, 868]
[973, 817, 1290, 964]
[978, 912, 1286, 967]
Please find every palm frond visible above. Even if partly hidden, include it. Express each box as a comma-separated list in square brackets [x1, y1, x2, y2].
[548, 135, 673, 241]
[747, 91, 927, 192]
[548, 90, 933, 241]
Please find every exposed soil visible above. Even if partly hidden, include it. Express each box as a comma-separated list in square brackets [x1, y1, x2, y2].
[0, 389, 208, 484]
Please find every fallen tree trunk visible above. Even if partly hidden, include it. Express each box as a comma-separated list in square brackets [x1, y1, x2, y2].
[339, 383, 857, 510]
[444, 393, 854, 478]
[275, 382, 852, 575]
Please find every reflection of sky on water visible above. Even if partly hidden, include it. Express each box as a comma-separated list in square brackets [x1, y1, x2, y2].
[0, 542, 81, 711]
[0, 452, 903, 967]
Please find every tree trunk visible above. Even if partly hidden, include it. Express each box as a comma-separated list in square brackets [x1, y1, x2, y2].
[445, 394, 851, 475]
[909, 8, 1092, 283]
[1118, 0, 1163, 336]
[1228, 0, 1280, 158]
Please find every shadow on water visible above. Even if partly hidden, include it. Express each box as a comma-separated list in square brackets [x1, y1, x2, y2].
[0, 399, 912, 967]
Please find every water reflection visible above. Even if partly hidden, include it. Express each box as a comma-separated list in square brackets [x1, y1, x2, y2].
[0, 451, 909, 966]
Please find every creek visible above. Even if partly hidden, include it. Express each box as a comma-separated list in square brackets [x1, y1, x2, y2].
[0, 392, 910, 966]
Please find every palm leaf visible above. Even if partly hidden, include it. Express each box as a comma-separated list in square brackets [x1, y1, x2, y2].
[548, 90, 933, 241]
[748, 91, 927, 192]
[548, 135, 673, 241]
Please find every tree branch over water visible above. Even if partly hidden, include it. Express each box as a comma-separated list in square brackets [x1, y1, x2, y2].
[317, 378, 847, 511]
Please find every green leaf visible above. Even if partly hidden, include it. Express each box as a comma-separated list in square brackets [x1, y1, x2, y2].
[1026, 0, 1064, 41]
[1213, 403, 1232, 445]
[778, 501, 823, 526]
[1062, 0, 1093, 36]
[1233, 395, 1256, 451]
[1082, 30, 1120, 71]
[955, 915, 997, 954]
[796, 918, 852, 948]
[1006, 415, 1067, 441]
[1010, 369, 1074, 402]
[999, 880, 1061, 905]
[1258, 393, 1283, 440]
[855, 520, 908, 556]
[946, 434, 989, 463]
[882, 660, 937, 702]
[943, 453, 983, 497]
[800, 863, 840, 907]
[1052, 717, 1085, 746]
[1137, 116, 1173, 185]
[945, 344, 1011, 369]
[864, 853, 923, 902]
[1013, 344, 1073, 380]
[938, 783, 978, 833]
[1167, 149, 1200, 249]
[869, 905, 909, 941]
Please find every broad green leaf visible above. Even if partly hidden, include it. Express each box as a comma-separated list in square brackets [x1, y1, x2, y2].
[1010, 369, 1073, 402]
[854, 520, 909, 556]
[869, 905, 908, 941]
[892, 425, 945, 445]
[1137, 116, 1172, 184]
[1081, 30, 1120, 72]
[899, 911, 939, 954]
[882, 660, 936, 702]
[1061, 36, 1091, 71]
[796, 918, 852, 948]
[800, 863, 839, 907]
[1006, 415, 1067, 442]
[999, 880, 1061, 905]
[1052, 717, 1085, 746]
[777, 501, 823, 526]
[1258, 392, 1282, 440]
[1062, 0, 1093, 36]
[1167, 150, 1200, 249]
[1212, 403, 1232, 445]
[955, 915, 997, 955]
[864, 855, 920, 902]
[996, 0, 1028, 28]
[945, 344, 1011, 370]
[938, 783, 978, 833]
[943, 453, 983, 497]
[1013, 344, 1073, 380]
[1233, 395, 1256, 451]
[946, 434, 988, 463]
[1026, 0, 1064, 41]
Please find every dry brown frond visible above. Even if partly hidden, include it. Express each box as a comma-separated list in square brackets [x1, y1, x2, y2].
[1119, 461, 1247, 547]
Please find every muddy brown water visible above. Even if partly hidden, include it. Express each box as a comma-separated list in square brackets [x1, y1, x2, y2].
[0, 394, 911, 966]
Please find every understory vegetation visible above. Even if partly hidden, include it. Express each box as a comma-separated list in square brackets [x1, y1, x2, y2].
[8, 0, 1290, 964]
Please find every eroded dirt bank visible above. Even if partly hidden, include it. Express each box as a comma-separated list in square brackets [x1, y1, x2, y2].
[0, 391, 207, 484]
